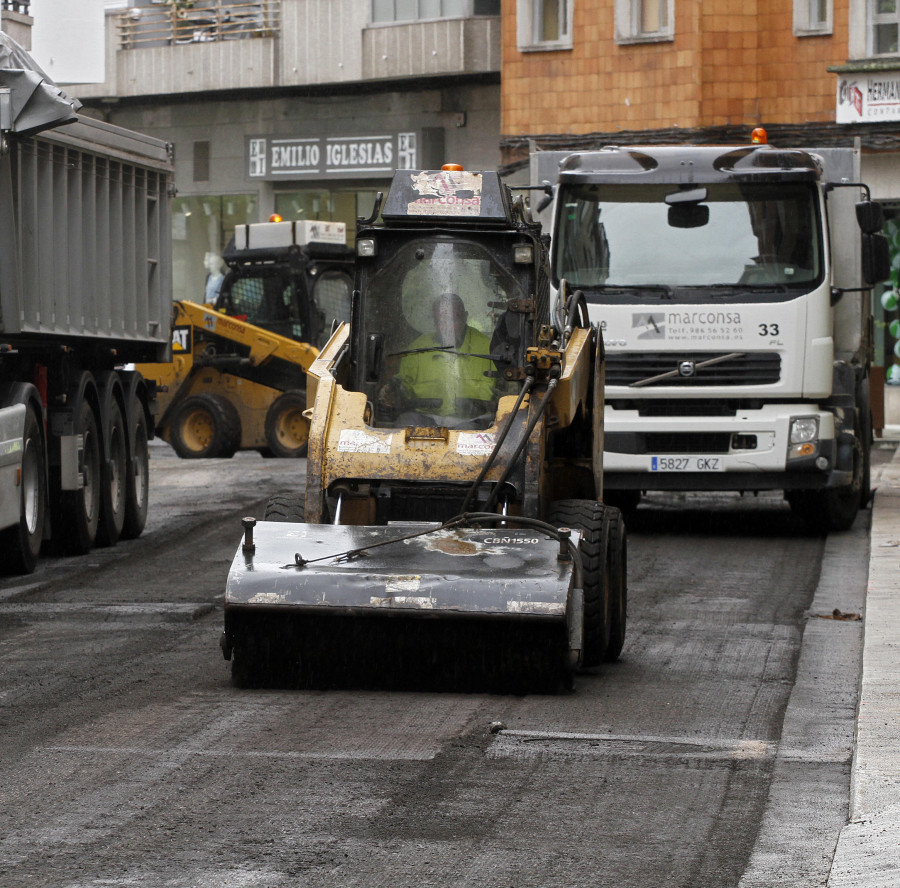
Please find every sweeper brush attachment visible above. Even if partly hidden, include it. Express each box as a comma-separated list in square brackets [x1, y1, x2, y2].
[221, 517, 584, 693]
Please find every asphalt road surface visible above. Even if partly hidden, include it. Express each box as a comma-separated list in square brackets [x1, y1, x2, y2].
[0, 442, 880, 888]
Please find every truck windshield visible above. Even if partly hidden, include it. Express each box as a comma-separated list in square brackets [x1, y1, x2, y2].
[553, 181, 823, 294]
[362, 237, 523, 429]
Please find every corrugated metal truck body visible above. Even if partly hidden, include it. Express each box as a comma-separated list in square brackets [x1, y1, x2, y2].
[0, 112, 174, 574]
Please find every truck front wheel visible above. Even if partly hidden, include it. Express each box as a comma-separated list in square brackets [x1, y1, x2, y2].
[0, 404, 46, 575]
[788, 411, 868, 534]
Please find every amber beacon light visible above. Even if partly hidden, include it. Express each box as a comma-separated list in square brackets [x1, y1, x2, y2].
[750, 127, 768, 145]
[441, 163, 464, 171]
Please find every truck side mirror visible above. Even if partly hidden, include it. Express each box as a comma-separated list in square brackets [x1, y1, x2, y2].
[856, 200, 885, 234]
[862, 232, 891, 284]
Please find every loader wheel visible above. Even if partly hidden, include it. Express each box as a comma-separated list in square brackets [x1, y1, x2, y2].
[603, 506, 627, 663]
[170, 394, 241, 459]
[264, 390, 309, 458]
[549, 499, 611, 668]
[264, 493, 306, 522]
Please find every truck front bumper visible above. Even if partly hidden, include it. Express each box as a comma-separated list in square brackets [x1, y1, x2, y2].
[603, 403, 846, 491]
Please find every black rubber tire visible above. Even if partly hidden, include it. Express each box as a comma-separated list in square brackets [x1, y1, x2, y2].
[264, 493, 306, 522]
[789, 405, 868, 534]
[603, 489, 641, 519]
[0, 403, 46, 575]
[264, 390, 309, 458]
[96, 396, 127, 548]
[603, 506, 627, 662]
[549, 499, 611, 668]
[169, 394, 241, 459]
[859, 375, 873, 509]
[60, 399, 102, 556]
[121, 392, 150, 540]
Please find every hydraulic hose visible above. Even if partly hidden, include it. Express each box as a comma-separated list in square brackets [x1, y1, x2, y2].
[482, 376, 558, 514]
[459, 373, 535, 514]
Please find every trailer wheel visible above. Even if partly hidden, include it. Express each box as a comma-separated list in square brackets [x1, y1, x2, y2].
[96, 397, 127, 548]
[603, 506, 627, 662]
[61, 399, 102, 555]
[0, 404, 46, 575]
[170, 394, 241, 459]
[121, 392, 149, 540]
[264, 390, 309, 458]
[549, 499, 611, 667]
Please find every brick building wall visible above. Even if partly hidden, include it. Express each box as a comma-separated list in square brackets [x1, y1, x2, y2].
[501, 0, 849, 141]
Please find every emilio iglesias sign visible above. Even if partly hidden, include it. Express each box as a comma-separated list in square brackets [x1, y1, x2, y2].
[247, 133, 417, 180]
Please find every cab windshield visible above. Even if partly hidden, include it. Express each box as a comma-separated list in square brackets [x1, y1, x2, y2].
[362, 238, 525, 429]
[217, 271, 306, 341]
[553, 181, 823, 296]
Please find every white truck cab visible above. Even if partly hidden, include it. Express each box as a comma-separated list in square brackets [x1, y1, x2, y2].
[531, 134, 890, 531]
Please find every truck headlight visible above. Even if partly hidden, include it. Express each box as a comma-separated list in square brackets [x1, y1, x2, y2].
[357, 238, 376, 257]
[790, 417, 818, 444]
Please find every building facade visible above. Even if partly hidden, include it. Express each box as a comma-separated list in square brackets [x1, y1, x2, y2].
[53, 0, 502, 303]
[500, 0, 900, 424]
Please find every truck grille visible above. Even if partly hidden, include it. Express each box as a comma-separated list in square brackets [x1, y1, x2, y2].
[605, 432, 734, 455]
[606, 352, 780, 387]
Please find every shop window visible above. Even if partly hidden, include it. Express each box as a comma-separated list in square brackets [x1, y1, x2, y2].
[517, 0, 573, 51]
[171, 194, 257, 303]
[372, 0, 496, 22]
[193, 141, 210, 183]
[614, 0, 674, 44]
[794, 0, 832, 36]
[274, 188, 382, 248]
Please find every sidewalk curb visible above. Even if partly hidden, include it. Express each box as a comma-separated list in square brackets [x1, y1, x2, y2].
[827, 445, 900, 886]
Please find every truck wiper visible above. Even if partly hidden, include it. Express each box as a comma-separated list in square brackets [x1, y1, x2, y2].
[388, 344, 454, 358]
[388, 345, 495, 360]
[598, 284, 674, 299]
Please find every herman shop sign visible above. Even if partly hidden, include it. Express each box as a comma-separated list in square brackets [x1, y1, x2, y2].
[248, 133, 417, 180]
[836, 73, 900, 123]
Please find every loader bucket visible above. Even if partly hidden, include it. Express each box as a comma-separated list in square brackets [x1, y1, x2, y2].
[222, 521, 582, 693]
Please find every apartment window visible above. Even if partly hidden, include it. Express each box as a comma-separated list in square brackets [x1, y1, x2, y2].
[794, 0, 833, 36]
[615, 0, 674, 44]
[517, 0, 574, 51]
[193, 141, 210, 183]
[372, 0, 497, 22]
[871, 0, 900, 54]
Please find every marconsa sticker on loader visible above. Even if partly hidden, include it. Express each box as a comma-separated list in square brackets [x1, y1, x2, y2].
[407, 170, 483, 217]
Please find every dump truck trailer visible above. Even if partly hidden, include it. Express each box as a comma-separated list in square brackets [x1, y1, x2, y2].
[220, 166, 627, 693]
[0, 33, 173, 574]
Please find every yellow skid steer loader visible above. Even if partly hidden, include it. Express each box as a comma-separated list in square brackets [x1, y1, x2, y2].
[220, 167, 627, 692]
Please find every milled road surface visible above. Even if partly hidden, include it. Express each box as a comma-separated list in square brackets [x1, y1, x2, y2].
[0, 443, 880, 887]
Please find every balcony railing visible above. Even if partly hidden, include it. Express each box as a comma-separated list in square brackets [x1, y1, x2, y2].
[118, 1, 279, 48]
